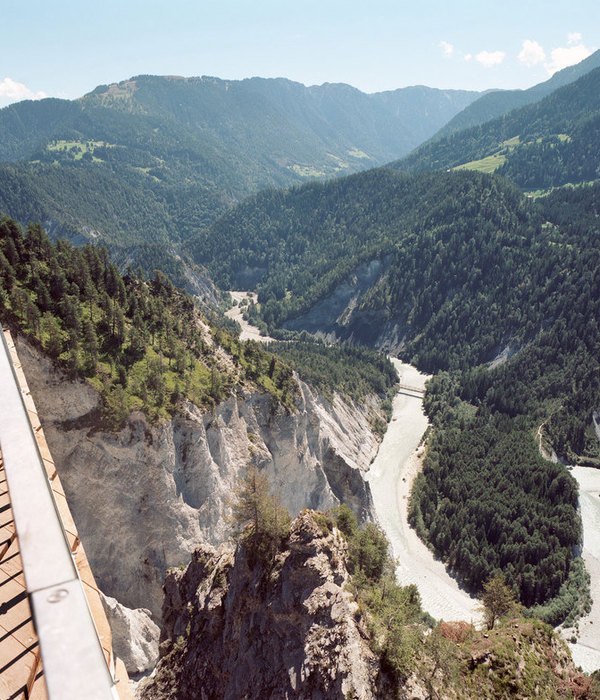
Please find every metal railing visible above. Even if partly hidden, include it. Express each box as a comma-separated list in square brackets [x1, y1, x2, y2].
[0, 325, 119, 699]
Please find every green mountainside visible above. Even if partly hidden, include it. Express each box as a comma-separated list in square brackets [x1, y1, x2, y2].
[189, 166, 600, 606]
[0, 215, 396, 425]
[191, 165, 600, 460]
[82, 76, 479, 170]
[394, 66, 600, 190]
[189, 168, 532, 359]
[0, 75, 480, 284]
[433, 48, 600, 138]
[0, 161, 229, 288]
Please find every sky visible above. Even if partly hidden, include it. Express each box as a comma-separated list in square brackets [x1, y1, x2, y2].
[0, 0, 598, 107]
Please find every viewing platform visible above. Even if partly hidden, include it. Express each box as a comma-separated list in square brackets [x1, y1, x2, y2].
[0, 327, 132, 700]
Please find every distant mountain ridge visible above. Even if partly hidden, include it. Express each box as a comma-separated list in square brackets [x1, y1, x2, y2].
[432, 48, 600, 139]
[394, 64, 600, 189]
[80, 75, 480, 168]
[0, 74, 480, 282]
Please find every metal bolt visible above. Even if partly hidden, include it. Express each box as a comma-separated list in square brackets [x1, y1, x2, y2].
[47, 588, 69, 603]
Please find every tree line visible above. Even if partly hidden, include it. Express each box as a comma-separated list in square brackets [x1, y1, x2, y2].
[0, 217, 298, 426]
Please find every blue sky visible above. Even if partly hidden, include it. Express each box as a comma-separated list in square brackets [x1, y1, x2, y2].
[0, 0, 598, 106]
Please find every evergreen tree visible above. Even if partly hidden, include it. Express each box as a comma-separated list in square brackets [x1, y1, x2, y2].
[480, 573, 519, 630]
[230, 466, 290, 568]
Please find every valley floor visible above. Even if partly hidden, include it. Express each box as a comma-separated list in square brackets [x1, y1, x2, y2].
[564, 466, 600, 673]
[366, 359, 483, 624]
[225, 291, 275, 342]
[217, 302, 600, 674]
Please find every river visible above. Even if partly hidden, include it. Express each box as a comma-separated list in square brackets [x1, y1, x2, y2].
[224, 300, 484, 623]
[225, 291, 276, 342]
[221, 304, 597, 661]
[563, 466, 600, 673]
[366, 359, 482, 623]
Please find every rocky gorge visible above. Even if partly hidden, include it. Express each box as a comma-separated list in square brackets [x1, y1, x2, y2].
[14, 334, 384, 672]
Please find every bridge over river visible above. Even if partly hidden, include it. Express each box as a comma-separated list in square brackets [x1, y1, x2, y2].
[367, 359, 482, 624]
[397, 382, 425, 398]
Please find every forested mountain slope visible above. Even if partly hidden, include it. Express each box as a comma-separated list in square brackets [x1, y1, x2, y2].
[0, 161, 230, 288]
[0, 215, 400, 423]
[0, 75, 479, 282]
[407, 182, 600, 608]
[189, 167, 600, 456]
[189, 167, 600, 607]
[433, 48, 600, 138]
[189, 167, 534, 360]
[394, 66, 600, 189]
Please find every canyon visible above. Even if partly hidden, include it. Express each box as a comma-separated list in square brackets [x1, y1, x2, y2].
[14, 334, 384, 670]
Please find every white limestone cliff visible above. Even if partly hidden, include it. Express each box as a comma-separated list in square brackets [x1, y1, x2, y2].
[16, 336, 381, 624]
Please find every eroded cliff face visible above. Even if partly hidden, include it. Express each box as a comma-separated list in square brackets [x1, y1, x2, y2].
[139, 511, 380, 700]
[15, 336, 381, 620]
[100, 593, 160, 675]
[282, 257, 407, 354]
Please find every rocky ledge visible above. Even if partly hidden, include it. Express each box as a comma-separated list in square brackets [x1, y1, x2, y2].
[139, 511, 380, 700]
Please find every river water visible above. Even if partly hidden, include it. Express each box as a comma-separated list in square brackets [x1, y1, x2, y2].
[221, 305, 598, 665]
[564, 466, 600, 672]
[366, 359, 482, 623]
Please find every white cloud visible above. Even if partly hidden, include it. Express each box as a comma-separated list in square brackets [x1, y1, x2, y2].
[440, 40, 454, 57]
[518, 40, 546, 67]
[464, 53, 472, 62]
[0, 77, 47, 106]
[475, 50, 506, 68]
[568, 32, 582, 45]
[545, 43, 593, 75]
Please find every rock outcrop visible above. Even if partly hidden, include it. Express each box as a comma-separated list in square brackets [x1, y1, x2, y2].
[100, 593, 160, 674]
[139, 511, 380, 700]
[139, 511, 600, 700]
[15, 336, 381, 619]
[282, 257, 407, 353]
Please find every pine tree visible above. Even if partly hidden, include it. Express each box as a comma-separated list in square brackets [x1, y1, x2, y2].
[229, 466, 290, 568]
[480, 573, 519, 630]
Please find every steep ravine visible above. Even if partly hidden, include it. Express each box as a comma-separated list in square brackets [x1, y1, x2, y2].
[15, 336, 381, 622]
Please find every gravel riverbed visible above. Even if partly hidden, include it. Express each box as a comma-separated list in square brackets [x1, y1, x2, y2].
[366, 359, 482, 624]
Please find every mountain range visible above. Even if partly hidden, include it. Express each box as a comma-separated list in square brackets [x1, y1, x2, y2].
[395, 60, 600, 190]
[1, 53, 600, 285]
[2, 47, 600, 689]
[0, 76, 479, 281]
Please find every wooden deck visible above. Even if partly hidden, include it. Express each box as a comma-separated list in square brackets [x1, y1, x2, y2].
[0, 453, 47, 700]
[0, 329, 132, 699]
